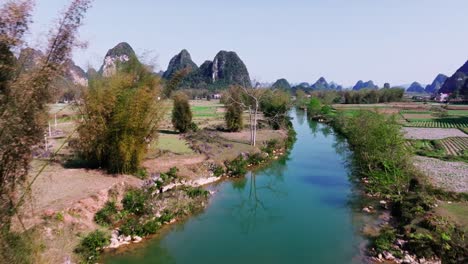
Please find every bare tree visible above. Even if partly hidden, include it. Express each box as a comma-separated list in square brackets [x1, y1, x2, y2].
[224, 83, 266, 146]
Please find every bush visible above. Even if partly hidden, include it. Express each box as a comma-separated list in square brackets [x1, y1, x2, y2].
[225, 155, 248, 177]
[247, 152, 264, 165]
[0, 231, 36, 264]
[159, 210, 174, 223]
[261, 139, 279, 155]
[185, 186, 209, 198]
[76, 57, 164, 174]
[212, 165, 224, 177]
[119, 217, 144, 236]
[122, 189, 150, 216]
[189, 122, 199, 132]
[373, 227, 396, 253]
[142, 219, 160, 235]
[75, 230, 109, 263]
[133, 167, 148, 179]
[94, 201, 119, 226]
[172, 91, 193, 133]
[224, 86, 244, 132]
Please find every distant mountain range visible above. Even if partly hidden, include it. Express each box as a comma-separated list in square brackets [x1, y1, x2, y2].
[18, 41, 468, 99]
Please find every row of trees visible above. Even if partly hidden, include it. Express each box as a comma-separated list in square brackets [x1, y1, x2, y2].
[343, 88, 404, 104]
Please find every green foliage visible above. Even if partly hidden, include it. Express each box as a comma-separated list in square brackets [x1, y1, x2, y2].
[55, 212, 64, 222]
[142, 219, 160, 235]
[225, 155, 248, 177]
[76, 57, 164, 174]
[119, 217, 144, 236]
[133, 168, 148, 179]
[122, 189, 150, 216]
[94, 201, 119, 226]
[295, 90, 309, 109]
[320, 105, 333, 115]
[213, 165, 225, 177]
[307, 97, 322, 116]
[0, 230, 36, 264]
[373, 227, 396, 253]
[261, 139, 279, 155]
[159, 210, 174, 223]
[224, 86, 244, 132]
[261, 89, 292, 129]
[247, 152, 265, 165]
[334, 111, 410, 195]
[172, 91, 193, 133]
[75, 230, 109, 263]
[184, 186, 209, 198]
[343, 88, 404, 104]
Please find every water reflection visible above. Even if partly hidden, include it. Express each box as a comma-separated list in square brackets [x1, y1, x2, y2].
[295, 108, 306, 125]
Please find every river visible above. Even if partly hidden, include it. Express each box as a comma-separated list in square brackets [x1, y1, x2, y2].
[104, 110, 366, 264]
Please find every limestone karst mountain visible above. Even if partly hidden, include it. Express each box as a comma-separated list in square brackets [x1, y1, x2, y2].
[425, 74, 448, 94]
[98, 42, 137, 77]
[439, 60, 468, 98]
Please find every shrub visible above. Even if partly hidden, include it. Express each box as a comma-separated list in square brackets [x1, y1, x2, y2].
[142, 219, 160, 235]
[122, 189, 150, 216]
[225, 155, 248, 177]
[212, 165, 225, 177]
[185, 186, 209, 198]
[75, 230, 109, 263]
[172, 91, 193, 133]
[94, 201, 119, 226]
[247, 152, 264, 165]
[133, 168, 148, 179]
[119, 217, 144, 236]
[373, 227, 396, 253]
[262, 139, 279, 155]
[159, 210, 174, 223]
[189, 122, 199, 132]
[224, 86, 244, 132]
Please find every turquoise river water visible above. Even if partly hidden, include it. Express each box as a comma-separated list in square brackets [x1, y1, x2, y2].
[104, 110, 366, 264]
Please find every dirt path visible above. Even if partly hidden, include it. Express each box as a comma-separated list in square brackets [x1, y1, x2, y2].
[20, 162, 141, 219]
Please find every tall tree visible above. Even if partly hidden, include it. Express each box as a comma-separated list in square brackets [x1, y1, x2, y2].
[224, 86, 244, 132]
[171, 91, 192, 133]
[77, 56, 164, 174]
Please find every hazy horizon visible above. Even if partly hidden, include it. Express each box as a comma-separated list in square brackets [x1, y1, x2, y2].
[28, 0, 468, 87]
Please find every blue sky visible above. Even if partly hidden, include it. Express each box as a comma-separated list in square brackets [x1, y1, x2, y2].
[28, 0, 468, 87]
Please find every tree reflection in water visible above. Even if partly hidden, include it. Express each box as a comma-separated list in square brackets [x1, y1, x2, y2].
[231, 155, 290, 234]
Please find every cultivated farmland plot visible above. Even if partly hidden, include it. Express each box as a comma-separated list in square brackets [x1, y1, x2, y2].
[404, 119, 468, 128]
[439, 137, 468, 156]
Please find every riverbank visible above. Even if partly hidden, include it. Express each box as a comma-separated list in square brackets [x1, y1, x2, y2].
[12, 100, 295, 263]
[325, 109, 468, 264]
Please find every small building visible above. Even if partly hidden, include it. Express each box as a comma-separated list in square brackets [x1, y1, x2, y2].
[436, 93, 449, 102]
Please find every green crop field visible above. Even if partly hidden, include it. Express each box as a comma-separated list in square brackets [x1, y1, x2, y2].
[404, 116, 468, 128]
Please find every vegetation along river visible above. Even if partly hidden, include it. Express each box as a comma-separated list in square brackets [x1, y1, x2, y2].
[104, 110, 366, 264]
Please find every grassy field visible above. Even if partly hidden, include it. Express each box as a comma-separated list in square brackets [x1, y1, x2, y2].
[436, 202, 468, 232]
[154, 133, 194, 155]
